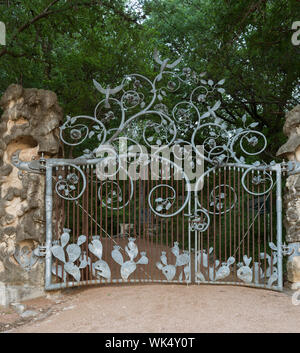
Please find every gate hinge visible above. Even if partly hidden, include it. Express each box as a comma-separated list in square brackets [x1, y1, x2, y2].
[33, 244, 47, 257]
[11, 150, 46, 175]
[281, 243, 294, 256]
[284, 160, 300, 175]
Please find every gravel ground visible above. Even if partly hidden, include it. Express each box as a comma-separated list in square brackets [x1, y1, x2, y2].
[2, 283, 300, 333]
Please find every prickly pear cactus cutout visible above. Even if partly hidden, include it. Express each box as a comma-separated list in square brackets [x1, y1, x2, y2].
[156, 242, 190, 282]
[51, 228, 85, 282]
[89, 236, 111, 280]
[111, 238, 148, 281]
[196, 247, 235, 282]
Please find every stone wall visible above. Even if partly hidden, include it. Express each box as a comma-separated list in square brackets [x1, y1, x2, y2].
[277, 105, 300, 288]
[0, 84, 63, 305]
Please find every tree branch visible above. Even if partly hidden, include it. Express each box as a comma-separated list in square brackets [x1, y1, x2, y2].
[0, 0, 140, 59]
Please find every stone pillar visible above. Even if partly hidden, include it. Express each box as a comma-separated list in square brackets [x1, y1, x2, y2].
[0, 84, 63, 305]
[277, 105, 300, 289]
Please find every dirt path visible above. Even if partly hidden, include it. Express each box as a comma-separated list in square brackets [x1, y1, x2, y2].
[2, 284, 300, 333]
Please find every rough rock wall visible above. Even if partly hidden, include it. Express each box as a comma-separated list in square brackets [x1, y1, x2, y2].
[277, 105, 300, 286]
[277, 105, 300, 243]
[0, 84, 63, 287]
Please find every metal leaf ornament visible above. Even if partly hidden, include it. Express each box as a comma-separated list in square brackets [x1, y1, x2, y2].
[64, 262, 81, 282]
[112, 245, 124, 265]
[60, 228, 70, 248]
[136, 252, 148, 265]
[77, 235, 87, 246]
[51, 245, 66, 263]
[88, 239, 103, 260]
[66, 244, 81, 262]
[121, 261, 137, 280]
[94, 260, 111, 280]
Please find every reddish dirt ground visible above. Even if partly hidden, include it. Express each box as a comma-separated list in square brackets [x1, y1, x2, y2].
[1, 283, 300, 333]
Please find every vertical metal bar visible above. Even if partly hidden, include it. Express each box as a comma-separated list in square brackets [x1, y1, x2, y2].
[213, 168, 216, 281]
[199, 170, 204, 281]
[162, 164, 165, 257]
[90, 164, 93, 238]
[276, 164, 283, 290]
[45, 165, 53, 289]
[73, 168, 76, 242]
[150, 164, 153, 282]
[229, 166, 232, 259]
[176, 169, 179, 245]
[263, 171, 267, 286]
[84, 165, 89, 284]
[86, 165, 90, 283]
[207, 169, 210, 279]
[171, 166, 174, 269]
[100, 178, 103, 240]
[237, 167, 241, 264]
[105, 171, 108, 282]
[142, 166, 146, 282]
[233, 166, 236, 280]
[182, 172, 185, 258]
[55, 167, 59, 283]
[257, 171, 261, 283]
[251, 169, 255, 284]
[224, 166, 227, 262]
[134, 176, 137, 283]
[62, 166, 67, 286]
[188, 188, 191, 283]
[95, 164, 98, 236]
[147, 167, 150, 282]
[270, 170, 274, 276]
[194, 177, 198, 282]
[155, 170, 159, 281]
[166, 164, 169, 264]
[67, 166, 70, 231]
[218, 169, 221, 264]
[246, 169, 250, 258]
[110, 173, 113, 283]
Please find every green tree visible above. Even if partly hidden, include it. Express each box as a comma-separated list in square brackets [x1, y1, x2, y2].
[142, 0, 300, 158]
[0, 0, 154, 119]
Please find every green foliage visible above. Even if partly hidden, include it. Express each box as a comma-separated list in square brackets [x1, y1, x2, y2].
[143, 0, 300, 158]
[0, 0, 299, 159]
[0, 0, 155, 119]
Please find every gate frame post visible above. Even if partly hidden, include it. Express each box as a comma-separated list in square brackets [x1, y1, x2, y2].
[275, 163, 283, 291]
[45, 164, 53, 290]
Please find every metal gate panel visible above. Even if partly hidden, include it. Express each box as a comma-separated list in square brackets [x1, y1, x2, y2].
[45, 160, 283, 291]
[194, 164, 283, 291]
[45, 158, 192, 290]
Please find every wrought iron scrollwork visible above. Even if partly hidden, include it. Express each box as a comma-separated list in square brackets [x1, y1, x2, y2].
[53, 50, 275, 225]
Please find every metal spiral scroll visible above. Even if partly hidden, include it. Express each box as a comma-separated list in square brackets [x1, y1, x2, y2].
[55, 165, 86, 201]
[55, 50, 274, 230]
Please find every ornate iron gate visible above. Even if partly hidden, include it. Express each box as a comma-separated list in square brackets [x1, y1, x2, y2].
[22, 52, 287, 291]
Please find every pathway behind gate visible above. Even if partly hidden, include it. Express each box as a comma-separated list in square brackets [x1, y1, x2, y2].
[2, 284, 300, 333]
